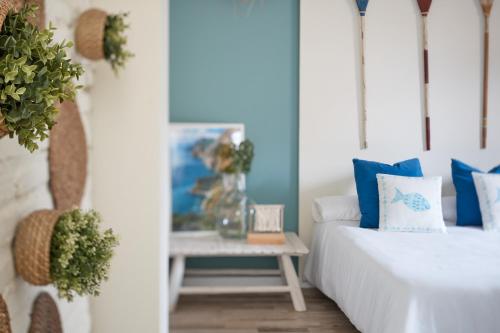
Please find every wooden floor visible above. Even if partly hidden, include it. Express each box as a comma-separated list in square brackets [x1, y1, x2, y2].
[170, 289, 360, 333]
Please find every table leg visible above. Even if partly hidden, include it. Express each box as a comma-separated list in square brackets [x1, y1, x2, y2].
[169, 255, 185, 312]
[279, 255, 306, 312]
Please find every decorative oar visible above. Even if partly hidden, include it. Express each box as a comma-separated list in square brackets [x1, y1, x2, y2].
[417, 0, 432, 151]
[480, 0, 494, 149]
[355, 0, 369, 150]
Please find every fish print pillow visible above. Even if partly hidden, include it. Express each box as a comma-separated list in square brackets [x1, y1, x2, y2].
[472, 172, 500, 231]
[376, 174, 446, 233]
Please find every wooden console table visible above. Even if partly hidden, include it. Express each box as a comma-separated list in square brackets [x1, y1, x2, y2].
[169, 232, 309, 312]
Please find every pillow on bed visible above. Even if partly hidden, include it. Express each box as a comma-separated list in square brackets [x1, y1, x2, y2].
[451, 159, 500, 226]
[472, 173, 500, 231]
[353, 158, 423, 228]
[377, 174, 446, 233]
[312, 195, 361, 222]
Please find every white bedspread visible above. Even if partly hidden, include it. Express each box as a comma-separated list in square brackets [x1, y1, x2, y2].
[304, 221, 500, 333]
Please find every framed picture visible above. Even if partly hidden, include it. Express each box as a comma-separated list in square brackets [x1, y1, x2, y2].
[251, 205, 284, 233]
[170, 123, 244, 234]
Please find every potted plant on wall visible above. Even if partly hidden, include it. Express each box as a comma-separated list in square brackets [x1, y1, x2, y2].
[14, 209, 119, 301]
[0, 4, 84, 152]
[213, 139, 255, 239]
[75, 9, 133, 74]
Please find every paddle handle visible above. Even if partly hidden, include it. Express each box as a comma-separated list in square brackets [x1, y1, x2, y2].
[422, 15, 431, 151]
[359, 16, 368, 150]
[481, 15, 490, 149]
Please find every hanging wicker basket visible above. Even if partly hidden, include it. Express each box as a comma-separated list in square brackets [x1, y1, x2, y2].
[75, 8, 107, 60]
[0, 295, 11, 333]
[14, 210, 61, 285]
[28, 292, 62, 333]
[0, 118, 8, 139]
[0, 0, 11, 30]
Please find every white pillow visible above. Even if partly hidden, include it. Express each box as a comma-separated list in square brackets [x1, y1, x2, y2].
[472, 172, 500, 231]
[442, 196, 457, 222]
[376, 174, 446, 233]
[312, 195, 361, 223]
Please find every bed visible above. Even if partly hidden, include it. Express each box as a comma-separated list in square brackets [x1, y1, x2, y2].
[304, 217, 500, 333]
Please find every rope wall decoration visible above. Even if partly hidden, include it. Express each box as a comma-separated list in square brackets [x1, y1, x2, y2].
[355, 0, 369, 150]
[0, 295, 11, 333]
[416, 0, 433, 151]
[28, 293, 63, 333]
[49, 101, 87, 210]
[480, 0, 494, 149]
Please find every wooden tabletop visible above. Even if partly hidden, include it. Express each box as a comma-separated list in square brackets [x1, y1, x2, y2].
[170, 232, 309, 257]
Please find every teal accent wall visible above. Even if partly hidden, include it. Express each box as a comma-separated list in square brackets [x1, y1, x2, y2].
[170, 0, 299, 268]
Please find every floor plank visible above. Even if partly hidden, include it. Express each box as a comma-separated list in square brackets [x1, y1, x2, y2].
[170, 289, 360, 333]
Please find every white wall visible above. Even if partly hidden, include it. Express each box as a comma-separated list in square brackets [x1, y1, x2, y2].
[0, 0, 93, 331]
[89, 0, 169, 332]
[300, 0, 500, 248]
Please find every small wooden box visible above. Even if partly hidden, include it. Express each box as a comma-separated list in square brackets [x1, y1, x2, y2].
[247, 232, 286, 245]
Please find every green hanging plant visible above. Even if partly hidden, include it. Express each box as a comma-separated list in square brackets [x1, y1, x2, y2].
[0, 5, 84, 152]
[50, 209, 119, 301]
[103, 13, 133, 74]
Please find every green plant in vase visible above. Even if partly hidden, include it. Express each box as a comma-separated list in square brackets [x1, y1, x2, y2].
[0, 5, 84, 152]
[214, 139, 255, 239]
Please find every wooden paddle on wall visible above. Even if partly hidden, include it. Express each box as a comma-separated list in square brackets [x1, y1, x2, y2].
[355, 0, 369, 150]
[480, 0, 494, 149]
[417, 0, 432, 151]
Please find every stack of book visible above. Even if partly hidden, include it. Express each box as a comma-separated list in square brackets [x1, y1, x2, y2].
[247, 232, 285, 245]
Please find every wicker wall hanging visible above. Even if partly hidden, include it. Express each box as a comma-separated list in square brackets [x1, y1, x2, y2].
[0, 295, 11, 333]
[49, 101, 87, 210]
[12, 0, 45, 29]
[416, 0, 433, 151]
[28, 293, 63, 333]
[75, 8, 107, 60]
[480, 0, 494, 149]
[14, 210, 61, 285]
[355, 0, 369, 149]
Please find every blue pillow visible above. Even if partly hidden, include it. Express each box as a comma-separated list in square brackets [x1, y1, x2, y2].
[451, 159, 500, 226]
[353, 158, 424, 228]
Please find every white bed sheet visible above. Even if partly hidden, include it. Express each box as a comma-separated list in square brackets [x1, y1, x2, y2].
[304, 221, 500, 333]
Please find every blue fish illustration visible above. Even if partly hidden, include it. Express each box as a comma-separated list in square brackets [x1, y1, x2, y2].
[391, 188, 431, 212]
[496, 188, 500, 204]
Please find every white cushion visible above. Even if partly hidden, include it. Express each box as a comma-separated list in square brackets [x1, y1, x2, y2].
[472, 172, 500, 231]
[312, 195, 361, 222]
[377, 174, 446, 233]
[442, 196, 457, 222]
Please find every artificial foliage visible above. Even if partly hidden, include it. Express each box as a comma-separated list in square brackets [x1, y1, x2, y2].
[0, 5, 83, 152]
[50, 209, 118, 301]
[216, 139, 254, 174]
[103, 13, 133, 74]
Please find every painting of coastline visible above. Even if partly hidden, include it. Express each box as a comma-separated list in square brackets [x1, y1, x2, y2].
[170, 123, 244, 233]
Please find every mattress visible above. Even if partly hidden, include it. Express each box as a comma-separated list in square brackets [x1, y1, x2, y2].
[304, 221, 500, 333]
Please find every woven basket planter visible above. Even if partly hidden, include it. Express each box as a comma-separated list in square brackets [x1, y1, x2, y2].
[0, 295, 11, 333]
[14, 210, 61, 285]
[75, 8, 107, 60]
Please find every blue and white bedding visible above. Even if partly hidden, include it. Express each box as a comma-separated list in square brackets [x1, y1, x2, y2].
[304, 220, 500, 333]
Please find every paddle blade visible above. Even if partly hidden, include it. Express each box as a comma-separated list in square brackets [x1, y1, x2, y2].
[355, 0, 369, 16]
[481, 0, 494, 16]
[417, 0, 432, 14]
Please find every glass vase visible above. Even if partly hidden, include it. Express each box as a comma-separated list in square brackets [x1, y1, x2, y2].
[215, 173, 255, 239]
